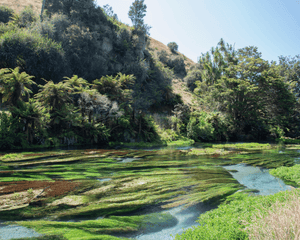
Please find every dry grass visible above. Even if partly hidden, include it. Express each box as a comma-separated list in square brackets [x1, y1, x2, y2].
[0, 0, 42, 14]
[147, 37, 196, 106]
[243, 188, 300, 240]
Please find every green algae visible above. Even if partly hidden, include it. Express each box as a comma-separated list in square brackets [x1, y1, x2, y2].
[212, 142, 271, 150]
[3, 143, 295, 239]
[219, 150, 296, 168]
[12, 212, 177, 240]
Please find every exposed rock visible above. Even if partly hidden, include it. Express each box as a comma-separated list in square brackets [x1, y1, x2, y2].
[102, 37, 113, 54]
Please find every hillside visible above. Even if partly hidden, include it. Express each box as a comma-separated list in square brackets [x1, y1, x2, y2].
[0, 0, 196, 107]
[0, 0, 42, 15]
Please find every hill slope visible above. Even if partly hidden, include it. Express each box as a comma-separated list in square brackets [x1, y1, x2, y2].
[1, 0, 196, 106]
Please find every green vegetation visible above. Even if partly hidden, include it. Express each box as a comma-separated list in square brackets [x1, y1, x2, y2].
[270, 164, 300, 187]
[167, 42, 179, 53]
[0, 144, 300, 239]
[0, 148, 241, 220]
[175, 189, 300, 240]
[0, 1, 300, 149]
[13, 212, 176, 240]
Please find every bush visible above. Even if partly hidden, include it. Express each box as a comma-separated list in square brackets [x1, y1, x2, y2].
[0, 6, 14, 24]
[167, 42, 178, 53]
[168, 55, 186, 75]
[184, 65, 202, 91]
[187, 111, 215, 142]
[157, 50, 169, 64]
[14, 6, 38, 28]
[0, 28, 65, 84]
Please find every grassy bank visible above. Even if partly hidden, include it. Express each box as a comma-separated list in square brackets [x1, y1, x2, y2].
[175, 188, 300, 240]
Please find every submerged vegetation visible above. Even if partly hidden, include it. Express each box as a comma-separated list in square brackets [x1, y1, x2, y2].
[0, 143, 299, 239]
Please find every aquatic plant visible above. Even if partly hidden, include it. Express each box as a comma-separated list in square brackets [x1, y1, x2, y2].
[13, 212, 177, 240]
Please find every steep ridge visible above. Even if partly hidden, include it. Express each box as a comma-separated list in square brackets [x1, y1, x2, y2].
[1, 0, 196, 107]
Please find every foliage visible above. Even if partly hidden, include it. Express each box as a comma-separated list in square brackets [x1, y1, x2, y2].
[128, 0, 151, 35]
[0, 67, 36, 108]
[184, 63, 202, 91]
[157, 50, 186, 75]
[167, 42, 178, 53]
[186, 111, 228, 142]
[0, 28, 65, 84]
[102, 4, 118, 20]
[168, 55, 186, 75]
[176, 190, 300, 240]
[194, 39, 298, 140]
[93, 73, 135, 105]
[187, 111, 215, 142]
[11, 5, 38, 28]
[0, 112, 25, 150]
[0, 6, 14, 24]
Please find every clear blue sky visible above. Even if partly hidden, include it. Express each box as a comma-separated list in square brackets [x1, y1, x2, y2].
[95, 0, 300, 63]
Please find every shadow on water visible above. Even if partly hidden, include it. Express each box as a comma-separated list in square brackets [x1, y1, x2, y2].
[112, 201, 218, 240]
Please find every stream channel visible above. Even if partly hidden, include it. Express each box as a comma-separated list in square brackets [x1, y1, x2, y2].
[0, 145, 296, 240]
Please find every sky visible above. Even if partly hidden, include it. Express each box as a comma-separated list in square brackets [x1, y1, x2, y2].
[95, 0, 300, 63]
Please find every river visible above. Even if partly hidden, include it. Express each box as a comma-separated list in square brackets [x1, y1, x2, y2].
[0, 144, 296, 240]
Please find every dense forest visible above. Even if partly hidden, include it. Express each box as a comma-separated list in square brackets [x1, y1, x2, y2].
[0, 0, 300, 150]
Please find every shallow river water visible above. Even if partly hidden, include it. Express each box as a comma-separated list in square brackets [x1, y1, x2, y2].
[0, 145, 297, 240]
[133, 163, 294, 240]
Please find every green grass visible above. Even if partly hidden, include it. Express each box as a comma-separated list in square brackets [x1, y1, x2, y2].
[269, 164, 300, 187]
[175, 189, 300, 240]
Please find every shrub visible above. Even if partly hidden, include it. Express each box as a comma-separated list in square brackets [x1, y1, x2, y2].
[0, 6, 14, 24]
[184, 65, 203, 91]
[168, 55, 186, 75]
[0, 28, 65, 84]
[167, 42, 178, 53]
[187, 111, 215, 142]
[157, 50, 169, 64]
[14, 6, 38, 28]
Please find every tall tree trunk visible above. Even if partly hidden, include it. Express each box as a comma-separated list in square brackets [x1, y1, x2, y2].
[40, 0, 46, 21]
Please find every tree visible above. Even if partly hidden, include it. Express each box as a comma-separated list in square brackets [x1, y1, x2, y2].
[167, 42, 178, 53]
[128, 0, 151, 35]
[35, 80, 74, 132]
[103, 4, 118, 20]
[93, 73, 135, 105]
[194, 40, 298, 139]
[0, 67, 36, 108]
